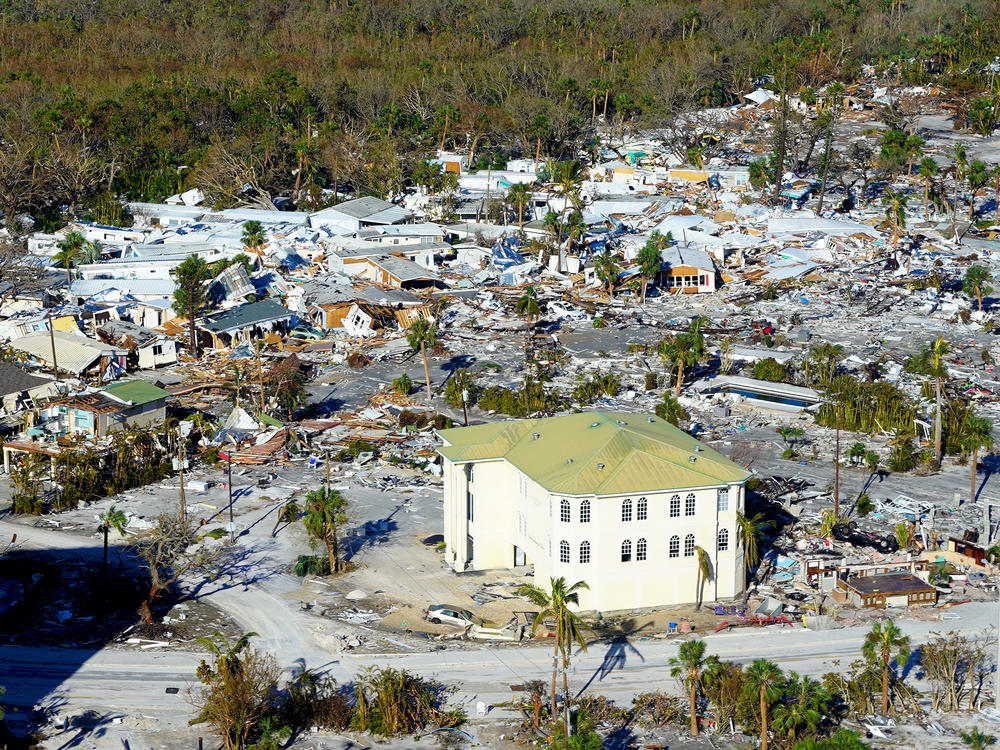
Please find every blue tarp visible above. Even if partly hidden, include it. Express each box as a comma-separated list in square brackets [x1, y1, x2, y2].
[491, 238, 525, 271]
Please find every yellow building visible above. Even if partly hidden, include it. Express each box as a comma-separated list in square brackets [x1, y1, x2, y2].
[437, 411, 751, 613]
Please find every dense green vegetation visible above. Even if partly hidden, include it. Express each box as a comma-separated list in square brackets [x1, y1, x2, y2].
[0, 0, 998, 224]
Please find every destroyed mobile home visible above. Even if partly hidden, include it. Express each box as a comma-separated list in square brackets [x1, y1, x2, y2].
[10, 68, 1000, 750]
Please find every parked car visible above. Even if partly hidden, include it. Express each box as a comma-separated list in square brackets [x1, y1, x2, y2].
[289, 325, 324, 340]
[424, 604, 475, 628]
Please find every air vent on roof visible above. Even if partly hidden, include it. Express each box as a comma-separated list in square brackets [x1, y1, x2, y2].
[617, 420, 627, 425]
[566, 458, 573, 464]
[597, 463, 605, 470]
[532, 432, 540, 440]
[647, 416, 655, 422]
[694, 445, 703, 452]
[689, 456, 697, 463]
[590, 421, 600, 428]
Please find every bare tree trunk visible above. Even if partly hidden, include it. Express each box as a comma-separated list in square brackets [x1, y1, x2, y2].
[760, 688, 769, 750]
[188, 310, 199, 360]
[325, 536, 336, 573]
[421, 342, 432, 400]
[690, 680, 699, 735]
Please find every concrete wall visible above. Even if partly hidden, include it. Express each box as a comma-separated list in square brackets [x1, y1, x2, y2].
[443, 456, 746, 612]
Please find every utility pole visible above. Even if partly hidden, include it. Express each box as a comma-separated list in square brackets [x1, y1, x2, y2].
[227, 451, 235, 542]
[563, 661, 571, 737]
[325, 449, 331, 494]
[461, 388, 469, 426]
[47, 312, 60, 381]
[833, 410, 841, 517]
[177, 434, 187, 523]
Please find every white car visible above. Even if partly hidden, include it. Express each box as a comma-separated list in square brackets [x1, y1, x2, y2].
[424, 604, 475, 628]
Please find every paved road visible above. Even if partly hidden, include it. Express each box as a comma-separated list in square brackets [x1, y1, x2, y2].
[2, 512, 998, 736]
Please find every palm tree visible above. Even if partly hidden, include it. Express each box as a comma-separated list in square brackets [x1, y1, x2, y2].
[302, 487, 348, 573]
[659, 333, 698, 395]
[693, 545, 712, 611]
[593, 251, 620, 295]
[406, 318, 437, 401]
[960, 415, 993, 505]
[586, 78, 603, 123]
[882, 189, 907, 242]
[437, 104, 459, 151]
[964, 265, 993, 311]
[637, 231, 669, 303]
[969, 159, 990, 220]
[98, 504, 128, 575]
[53, 230, 87, 286]
[195, 629, 259, 676]
[744, 658, 784, 750]
[507, 182, 531, 233]
[669, 639, 716, 736]
[772, 672, 826, 745]
[737, 511, 769, 600]
[911, 336, 950, 463]
[918, 156, 939, 221]
[515, 286, 541, 350]
[547, 159, 585, 233]
[82, 239, 103, 263]
[518, 577, 589, 725]
[241, 220, 265, 258]
[862, 619, 910, 715]
[962, 728, 997, 750]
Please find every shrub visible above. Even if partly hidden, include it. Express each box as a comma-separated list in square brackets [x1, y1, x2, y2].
[201, 446, 221, 464]
[352, 667, 464, 737]
[295, 555, 331, 576]
[572, 372, 621, 404]
[856, 493, 874, 517]
[392, 373, 413, 395]
[592, 317, 606, 328]
[752, 357, 787, 382]
[444, 368, 478, 408]
[644, 371, 658, 391]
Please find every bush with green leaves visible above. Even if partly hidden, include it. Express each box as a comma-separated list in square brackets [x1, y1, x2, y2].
[392, 372, 413, 395]
[572, 372, 621, 404]
[752, 357, 787, 382]
[294, 554, 330, 576]
[444, 368, 479, 408]
[352, 666, 464, 737]
[478, 379, 566, 417]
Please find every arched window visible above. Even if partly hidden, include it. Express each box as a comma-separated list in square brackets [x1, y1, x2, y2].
[559, 540, 570, 563]
[718, 528, 730, 551]
[670, 494, 681, 518]
[621, 539, 632, 562]
[684, 534, 695, 557]
[579, 541, 591, 564]
[637, 497, 648, 520]
[560, 498, 571, 523]
[685, 493, 696, 516]
[637, 538, 647, 561]
[717, 488, 730, 512]
[621, 498, 633, 522]
[579, 499, 591, 523]
[669, 535, 680, 558]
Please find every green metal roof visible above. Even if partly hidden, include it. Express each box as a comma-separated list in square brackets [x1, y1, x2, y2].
[437, 411, 749, 496]
[101, 380, 169, 406]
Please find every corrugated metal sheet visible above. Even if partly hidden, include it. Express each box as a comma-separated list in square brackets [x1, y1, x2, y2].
[10, 331, 125, 374]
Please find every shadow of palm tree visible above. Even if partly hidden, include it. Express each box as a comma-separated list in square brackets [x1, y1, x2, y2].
[577, 619, 651, 695]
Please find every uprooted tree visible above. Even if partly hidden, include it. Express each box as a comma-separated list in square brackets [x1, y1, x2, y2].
[133, 513, 222, 624]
